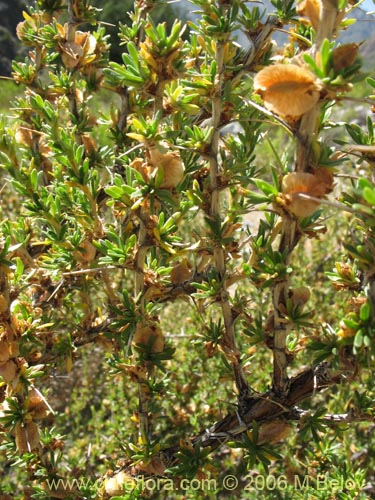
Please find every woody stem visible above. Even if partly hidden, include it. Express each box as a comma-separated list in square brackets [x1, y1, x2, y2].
[295, 0, 338, 172]
[271, 0, 339, 395]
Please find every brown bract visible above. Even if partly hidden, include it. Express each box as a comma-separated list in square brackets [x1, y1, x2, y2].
[170, 258, 193, 284]
[254, 64, 321, 119]
[332, 43, 360, 73]
[290, 286, 311, 306]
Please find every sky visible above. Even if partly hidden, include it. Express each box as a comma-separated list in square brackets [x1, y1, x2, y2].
[361, 0, 375, 11]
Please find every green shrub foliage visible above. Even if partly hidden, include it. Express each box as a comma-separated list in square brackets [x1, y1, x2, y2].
[0, 0, 374, 498]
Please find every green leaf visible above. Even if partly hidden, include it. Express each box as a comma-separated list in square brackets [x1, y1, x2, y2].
[303, 53, 324, 78]
[127, 41, 140, 69]
[343, 318, 359, 329]
[253, 179, 277, 196]
[363, 186, 375, 206]
[320, 39, 331, 74]
[14, 257, 24, 281]
[105, 186, 126, 199]
[358, 178, 373, 191]
[359, 301, 371, 322]
[354, 329, 364, 348]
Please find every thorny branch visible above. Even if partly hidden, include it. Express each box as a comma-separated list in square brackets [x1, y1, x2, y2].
[208, 20, 249, 398]
[159, 362, 359, 467]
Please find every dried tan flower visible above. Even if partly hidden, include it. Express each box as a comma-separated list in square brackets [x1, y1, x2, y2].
[0, 340, 10, 363]
[311, 166, 334, 192]
[16, 12, 50, 44]
[0, 293, 9, 314]
[73, 239, 97, 263]
[254, 64, 321, 119]
[15, 127, 33, 146]
[337, 321, 356, 338]
[258, 419, 293, 444]
[81, 134, 97, 156]
[58, 25, 97, 69]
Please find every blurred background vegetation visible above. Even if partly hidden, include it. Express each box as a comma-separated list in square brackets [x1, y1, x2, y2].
[0, 0, 374, 76]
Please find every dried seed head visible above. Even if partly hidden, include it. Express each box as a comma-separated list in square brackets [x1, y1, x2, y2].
[254, 64, 321, 119]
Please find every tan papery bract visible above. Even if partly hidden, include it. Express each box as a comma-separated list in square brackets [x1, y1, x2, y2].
[297, 0, 322, 31]
[104, 471, 136, 496]
[281, 172, 326, 217]
[0, 360, 17, 383]
[133, 321, 165, 353]
[170, 259, 193, 284]
[147, 144, 185, 189]
[15, 421, 40, 454]
[254, 64, 321, 119]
